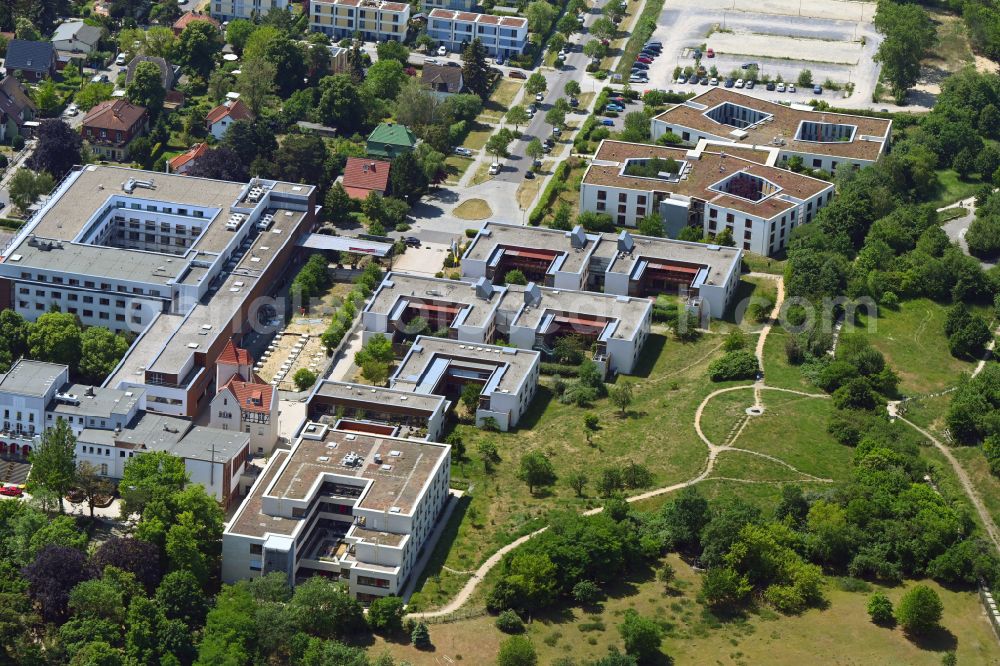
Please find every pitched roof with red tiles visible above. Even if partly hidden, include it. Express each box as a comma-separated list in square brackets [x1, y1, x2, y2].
[82, 98, 147, 131]
[218, 339, 254, 367]
[205, 98, 253, 126]
[341, 157, 391, 199]
[173, 11, 220, 31]
[168, 142, 209, 172]
[221, 375, 274, 414]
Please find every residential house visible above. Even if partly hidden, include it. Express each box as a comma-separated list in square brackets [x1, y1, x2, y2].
[167, 142, 209, 174]
[51, 20, 103, 54]
[578, 139, 834, 256]
[0, 76, 36, 143]
[173, 10, 221, 35]
[421, 63, 464, 98]
[125, 55, 178, 90]
[649, 88, 893, 173]
[427, 9, 528, 58]
[205, 98, 253, 140]
[309, 0, 410, 42]
[4, 40, 56, 81]
[81, 99, 149, 161]
[209, 341, 279, 456]
[423, 0, 475, 11]
[366, 122, 416, 158]
[340, 157, 391, 200]
[210, 0, 288, 22]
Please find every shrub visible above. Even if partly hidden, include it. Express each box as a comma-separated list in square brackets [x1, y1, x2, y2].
[293, 368, 318, 391]
[708, 350, 760, 382]
[540, 362, 580, 377]
[895, 585, 943, 636]
[465, 228, 478, 238]
[866, 591, 894, 626]
[572, 580, 602, 604]
[495, 609, 525, 634]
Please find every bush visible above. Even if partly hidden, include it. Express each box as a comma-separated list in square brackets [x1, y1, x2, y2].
[895, 585, 943, 636]
[866, 591, 895, 626]
[708, 350, 760, 381]
[12, 135, 24, 150]
[540, 362, 580, 377]
[293, 368, 318, 391]
[572, 580, 602, 604]
[495, 609, 525, 634]
[465, 228, 479, 238]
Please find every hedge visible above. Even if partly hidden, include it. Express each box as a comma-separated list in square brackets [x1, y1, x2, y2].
[540, 362, 581, 377]
[528, 161, 570, 226]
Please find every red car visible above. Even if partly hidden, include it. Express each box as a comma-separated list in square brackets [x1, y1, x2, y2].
[635, 56, 653, 64]
[0, 485, 23, 497]
[508, 69, 527, 79]
[706, 48, 715, 58]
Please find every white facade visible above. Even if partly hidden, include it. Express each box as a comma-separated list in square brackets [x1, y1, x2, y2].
[210, 0, 289, 22]
[427, 9, 528, 58]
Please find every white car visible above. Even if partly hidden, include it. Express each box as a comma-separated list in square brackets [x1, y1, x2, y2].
[776, 82, 786, 92]
[488, 162, 501, 175]
[735, 78, 744, 88]
[709, 77, 719, 86]
[424, 58, 439, 65]
[437, 45, 447, 56]
[535, 92, 544, 102]
[115, 54, 126, 66]
[788, 84, 796, 93]
[454, 147, 473, 157]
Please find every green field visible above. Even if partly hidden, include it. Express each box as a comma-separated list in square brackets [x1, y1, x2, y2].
[761, 325, 817, 392]
[850, 298, 978, 395]
[377, 554, 998, 665]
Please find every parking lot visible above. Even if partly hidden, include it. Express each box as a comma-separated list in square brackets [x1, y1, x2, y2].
[640, 0, 881, 105]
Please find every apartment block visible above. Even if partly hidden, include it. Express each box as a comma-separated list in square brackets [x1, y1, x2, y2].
[0, 359, 251, 506]
[310, 0, 410, 42]
[391, 336, 540, 431]
[210, 0, 289, 22]
[363, 272, 506, 346]
[463, 221, 743, 319]
[650, 88, 892, 174]
[579, 140, 834, 257]
[222, 423, 450, 601]
[0, 165, 317, 417]
[308, 380, 450, 441]
[427, 9, 528, 58]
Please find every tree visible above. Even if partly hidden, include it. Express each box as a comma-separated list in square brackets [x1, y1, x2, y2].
[701, 566, 751, 612]
[119, 450, 187, 517]
[32, 80, 60, 117]
[226, 19, 256, 54]
[293, 368, 318, 391]
[486, 128, 515, 161]
[873, 1, 936, 103]
[590, 17, 616, 41]
[126, 61, 166, 119]
[363, 59, 407, 101]
[714, 227, 735, 247]
[478, 441, 500, 472]
[462, 38, 491, 100]
[26, 119, 82, 179]
[376, 39, 409, 64]
[797, 69, 813, 86]
[367, 595, 404, 634]
[497, 635, 537, 666]
[621, 111, 651, 143]
[567, 471, 588, 497]
[411, 621, 431, 649]
[177, 21, 224, 78]
[80, 327, 130, 384]
[495, 609, 525, 633]
[545, 105, 566, 128]
[867, 591, 895, 626]
[517, 451, 556, 494]
[564, 80, 581, 98]
[75, 461, 112, 520]
[504, 269, 528, 285]
[389, 151, 428, 205]
[360, 359, 390, 386]
[92, 538, 161, 592]
[584, 39, 608, 60]
[460, 382, 482, 413]
[525, 72, 547, 97]
[15, 18, 40, 41]
[505, 105, 529, 133]
[271, 133, 329, 187]
[525, 0, 557, 34]
[21, 545, 95, 622]
[618, 609, 663, 662]
[287, 578, 365, 640]
[953, 147, 977, 179]
[8, 168, 54, 214]
[356, 333, 394, 367]
[237, 57, 277, 116]
[636, 213, 664, 237]
[525, 138, 544, 164]
[895, 584, 943, 636]
[75, 82, 114, 112]
[27, 417, 76, 513]
[610, 382, 634, 416]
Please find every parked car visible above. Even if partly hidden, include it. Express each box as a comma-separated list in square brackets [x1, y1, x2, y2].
[569, 96, 579, 107]
[525, 170, 535, 179]
[636, 56, 653, 64]
[776, 82, 785, 92]
[64, 104, 78, 116]
[700, 78, 710, 85]
[631, 62, 649, 70]
[533, 158, 543, 167]
[724, 78, 734, 88]
[454, 147, 473, 157]
[488, 162, 501, 174]
[646, 41, 662, 47]
[688, 76, 699, 85]
[577, 14, 585, 24]
[115, 53, 126, 66]
[610, 95, 625, 104]
[600, 118, 615, 126]
[693, 49, 702, 59]
[706, 48, 715, 57]
[508, 69, 527, 79]
[629, 75, 648, 83]
[606, 103, 625, 112]
[543, 138, 555, 147]
[495, 56, 504, 66]
[644, 43, 662, 51]
[535, 92, 545, 102]
[542, 144, 552, 153]
[745, 80, 755, 89]
[601, 38, 610, 46]
[552, 127, 562, 136]
[709, 77, 719, 86]
[788, 84, 796, 93]
[766, 81, 776, 91]
[0, 485, 22, 497]
[438, 45, 447, 56]
[424, 58, 439, 65]
[403, 236, 421, 247]
[676, 76, 687, 84]
[735, 78, 744, 88]
[813, 85, 822, 94]
[741, 62, 758, 70]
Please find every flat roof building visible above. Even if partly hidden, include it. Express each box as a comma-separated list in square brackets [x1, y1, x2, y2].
[391, 336, 540, 431]
[308, 380, 450, 441]
[580, 139, 834, 257]
[427, 9, 528, 58]
[463, 221, 743, 319]
[0, 165, 317, 417]
[222, 423, 450, 601]
[650, 89, 892, 173]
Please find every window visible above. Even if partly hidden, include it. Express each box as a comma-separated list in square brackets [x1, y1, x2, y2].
[637, 195, 647, 205]
[726, 213, 734, 223]
[618, 193, 627, 203]
[250, 544, 263, 555]
[812, 158, 821, 168]
[596, 202, 605, 211]
[99, 298, 109, 306]
[709, 208, 717, 219]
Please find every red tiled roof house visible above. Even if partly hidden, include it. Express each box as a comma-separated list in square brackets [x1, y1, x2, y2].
[206, 98, 253, 140]
[210, 340, 279, 456]
[81, 99, 149, 162]
[167, 142, 209, 174]
[339, 157, 391, 200]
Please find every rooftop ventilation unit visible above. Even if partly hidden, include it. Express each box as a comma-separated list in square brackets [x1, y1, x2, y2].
[474, 276, 493, 300]
[569, 225, 587, 249]
[523, 281, 542, 307]
[123, 178, 156, 194]
[618, 230, 634, 253]
[225, 213, 246, 231]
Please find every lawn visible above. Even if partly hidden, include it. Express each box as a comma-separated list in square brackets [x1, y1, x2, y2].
[742, 251, 786, 275]
[848, 298, 978, 396]
[406, 331, 729, 611]
[925, 11, 975, 74]
[463, 122, 495, 151]
[760, 324, 816, 392]
[516, 175, 542, 210]
[452, 198, 493, 220]
[951, 446, 1000, 536]
[710, 449, 808, 482]
[930, 169, 983, 208]
[443, 155, 474, 184]
[479, 79, 523, 122]
[538, 157, 590, 224]
[376, 555, 998, 665]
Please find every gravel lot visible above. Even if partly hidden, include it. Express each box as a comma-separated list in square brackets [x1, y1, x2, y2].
[640, 0, 881, 105]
